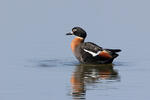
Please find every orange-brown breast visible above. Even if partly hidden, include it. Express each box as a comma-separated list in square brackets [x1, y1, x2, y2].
[71, 37, 84, 52]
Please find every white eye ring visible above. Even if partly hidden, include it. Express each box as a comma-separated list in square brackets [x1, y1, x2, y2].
[72, 29, 77, 32]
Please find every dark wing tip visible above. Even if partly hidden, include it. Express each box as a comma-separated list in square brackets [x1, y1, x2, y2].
[105, 49, 121, 52]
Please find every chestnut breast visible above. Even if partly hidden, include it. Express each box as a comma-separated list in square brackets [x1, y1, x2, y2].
[71, 37, 84, 53]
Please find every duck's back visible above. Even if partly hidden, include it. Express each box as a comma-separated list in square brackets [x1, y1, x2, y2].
[74, 42, 120, 64]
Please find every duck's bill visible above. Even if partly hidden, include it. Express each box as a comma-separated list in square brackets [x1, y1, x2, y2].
[66, 32, 73, 35]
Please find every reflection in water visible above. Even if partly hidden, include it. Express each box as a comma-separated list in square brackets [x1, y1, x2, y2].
[70, 64, 119, 99]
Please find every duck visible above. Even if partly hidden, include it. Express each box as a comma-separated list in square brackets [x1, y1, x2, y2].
[66, 27, 121, 64]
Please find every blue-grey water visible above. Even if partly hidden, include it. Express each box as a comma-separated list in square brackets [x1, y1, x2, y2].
[0, 0, 150, 100]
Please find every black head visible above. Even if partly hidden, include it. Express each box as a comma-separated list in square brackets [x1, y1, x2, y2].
[66, 27, 87, 39]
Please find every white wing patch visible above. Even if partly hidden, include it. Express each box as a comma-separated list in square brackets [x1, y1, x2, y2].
[84, 49, 101, 57]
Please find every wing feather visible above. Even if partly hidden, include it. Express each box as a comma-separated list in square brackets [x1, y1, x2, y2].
[79, 42, 103, 57]
[80, 42, 103, 53]
[83, 49, 101, 57]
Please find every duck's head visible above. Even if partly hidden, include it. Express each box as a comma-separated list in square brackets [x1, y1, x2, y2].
[66, 27, 87, 39]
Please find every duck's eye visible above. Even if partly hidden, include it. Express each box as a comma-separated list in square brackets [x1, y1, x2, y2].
[72, 29, 77, 32]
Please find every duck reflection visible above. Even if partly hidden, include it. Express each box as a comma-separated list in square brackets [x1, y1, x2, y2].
[70, 64, 119, 99]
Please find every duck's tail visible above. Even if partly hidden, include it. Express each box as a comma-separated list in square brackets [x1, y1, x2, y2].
[105, 49, 121, 53]
[104, 48, 121, 60]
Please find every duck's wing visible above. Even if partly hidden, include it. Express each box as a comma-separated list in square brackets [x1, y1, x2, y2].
[80, 42, 120, 59]
[80, 42, 103, 56]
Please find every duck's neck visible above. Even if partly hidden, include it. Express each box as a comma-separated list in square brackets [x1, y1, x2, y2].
[71, 37, 84, 53]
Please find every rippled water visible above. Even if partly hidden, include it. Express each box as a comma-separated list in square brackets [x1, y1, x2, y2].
[70, 63, 119, 99]
[20, 57, 149, 100]
[27, 59, 121, 100]
[35, 59, 120, 99]
[1, 55, 150, 100]
[1, 0, 150, 100]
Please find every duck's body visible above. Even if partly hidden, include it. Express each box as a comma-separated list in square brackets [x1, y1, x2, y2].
[67, 27, 121, 64]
